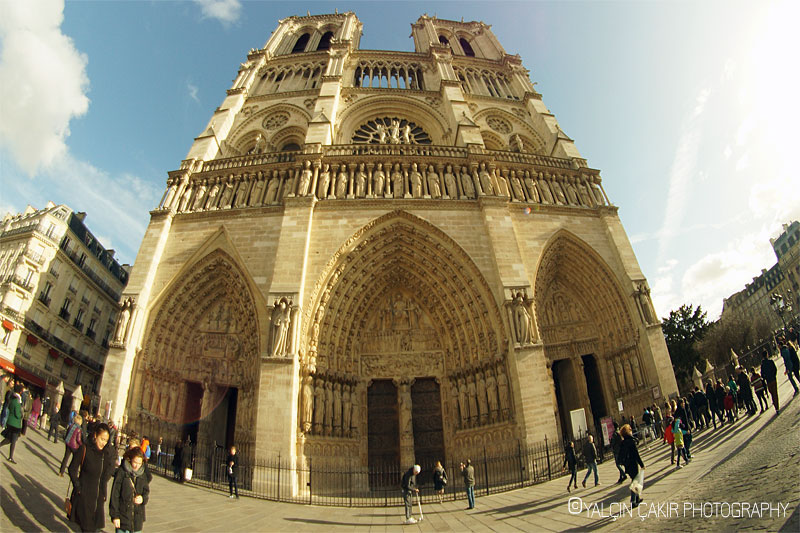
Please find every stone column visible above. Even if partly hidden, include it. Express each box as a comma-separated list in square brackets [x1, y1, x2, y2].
[395, 378, 415, 468]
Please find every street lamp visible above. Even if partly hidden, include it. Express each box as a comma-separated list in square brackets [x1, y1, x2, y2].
[770, 289, 795, 330]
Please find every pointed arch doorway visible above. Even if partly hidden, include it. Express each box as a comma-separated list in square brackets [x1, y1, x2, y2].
[300, 211, 511, 473]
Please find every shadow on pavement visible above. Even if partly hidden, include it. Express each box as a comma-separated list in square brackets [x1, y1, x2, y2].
[284, 517, 372, 527]
[4, 464, 77, 532]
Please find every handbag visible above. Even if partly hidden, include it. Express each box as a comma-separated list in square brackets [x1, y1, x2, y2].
[65, 446, 86, 518]
[184, 467, 193, 481]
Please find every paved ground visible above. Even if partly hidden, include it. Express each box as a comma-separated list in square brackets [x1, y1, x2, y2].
[2, 364, 798, 532]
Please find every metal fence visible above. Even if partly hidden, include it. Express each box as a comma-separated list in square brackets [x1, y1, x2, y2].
[141, 434, 604, 507]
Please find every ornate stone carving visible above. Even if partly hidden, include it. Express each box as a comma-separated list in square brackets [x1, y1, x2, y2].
[487, 115, 511, 134]
[268, 296, 297, 358]
[351, 117, 431, 145]
[262, 112, 289, 130]
[112, 297, 135, 346]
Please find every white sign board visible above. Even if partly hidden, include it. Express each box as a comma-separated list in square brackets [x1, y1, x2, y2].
[569, 408, 588, 440]
[617, 399, 624, 412]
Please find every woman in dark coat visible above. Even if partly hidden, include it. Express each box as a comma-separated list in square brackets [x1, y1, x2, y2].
[171, 440, 183, 481]
[110, 446, 150, 532]
[68, 423, 116, 532]
[618, 424, 645, 507]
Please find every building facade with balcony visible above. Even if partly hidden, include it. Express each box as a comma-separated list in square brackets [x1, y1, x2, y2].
[100, 13, 677, 485]
[0, 202, 129, 412]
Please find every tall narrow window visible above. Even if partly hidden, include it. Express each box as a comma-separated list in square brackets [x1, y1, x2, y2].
[317, 31, 334, 51]
[459, 38, 475, 57]
[292, 33, 310, 53]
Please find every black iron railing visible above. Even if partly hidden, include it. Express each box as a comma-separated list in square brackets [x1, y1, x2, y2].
[135, 434, 601, 507]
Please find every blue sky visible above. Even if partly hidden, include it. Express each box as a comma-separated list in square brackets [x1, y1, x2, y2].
[1, 0, 798, 320]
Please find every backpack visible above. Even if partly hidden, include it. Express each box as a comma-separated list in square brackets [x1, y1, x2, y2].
[145, 444, 151, 459]
[66, 424, 82, 450]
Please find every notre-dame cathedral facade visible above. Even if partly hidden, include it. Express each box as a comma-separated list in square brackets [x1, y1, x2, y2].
[100, 12, 677, 489]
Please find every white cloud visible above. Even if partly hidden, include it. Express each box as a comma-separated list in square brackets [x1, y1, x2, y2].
[735, 152, 749, 172]
[0, 0, 89, 175]
[187, 82, 200, 103]
[723, 145, 732, 159]
[657, 259, 678, 275]
[194, 0, 242, 24]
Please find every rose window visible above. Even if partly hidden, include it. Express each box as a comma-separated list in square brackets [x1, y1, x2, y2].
[352, 117, 431, 145]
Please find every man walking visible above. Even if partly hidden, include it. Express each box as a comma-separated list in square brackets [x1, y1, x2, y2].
[401, 464, 420, 524]
[582, 434, 599, 487]
[761, 350, 779, 413]
[460, 459, 476, 509]
[779, 342, 800, 395]
[48, 404, 60, 442]
[611, 424, 626, 484]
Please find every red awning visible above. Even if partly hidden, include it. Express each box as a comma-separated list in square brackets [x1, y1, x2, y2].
[49, 348, 59, 359]
[2, 319, 14, 331]
[0, 357, 46, 389]
[27, 334, 38, 345]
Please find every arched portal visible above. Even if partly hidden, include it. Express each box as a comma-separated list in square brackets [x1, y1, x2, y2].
[299, 211, 515, 472]
[129, 249, 261, 452]
[534, 232, 643, 439]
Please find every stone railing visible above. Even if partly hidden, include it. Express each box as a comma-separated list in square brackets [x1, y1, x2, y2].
[160, 146, 609, 214]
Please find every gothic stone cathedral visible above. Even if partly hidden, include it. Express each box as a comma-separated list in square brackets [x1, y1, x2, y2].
[101, 13, 677, 491]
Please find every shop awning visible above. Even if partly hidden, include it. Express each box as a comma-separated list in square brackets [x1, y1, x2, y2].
[2, 319, 14, 331]
[0, 357, 47, 389]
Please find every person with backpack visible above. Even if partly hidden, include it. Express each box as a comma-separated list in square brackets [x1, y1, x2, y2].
[60, 414, 83, 476]
[141, 436, 151, 462]
[750, 367, 768, 413]
[0, 382, 23, 463]
[401, 464, 421, 524]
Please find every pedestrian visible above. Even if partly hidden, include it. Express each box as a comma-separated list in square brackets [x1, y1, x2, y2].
[563, 441, 578, 492]
[67, 423, 116, 532]
[141, 435, 151, 463]
[401, 464, 421, 523]
[172, 440, 183, 481]
[39, 396, 50, 430]
[109, 446, 150, 533]
[750, 367, 768, 413]
[714, 380, 727, 426]
[60, 414, 83, 476]
[663, 408, 675, 464]
[779, 342, 800, 395]
[0, 377, 14, 428]
[226, 445, 239, 499]
[155, 437, 163, 468]
[181, 439, 193, 482]
[723, 387, 735, 422]
[618, 424, 645, 507]
[736, 367, 757, 415]
[760, 350, 779, 413]
[48, 404, 61, 442]
[28, 394, 42, 429]
[694, 387, 710, 429]
[611, 423, 627, 483]
[0, 382, 23, 463]
[433, 460, 447, 503]
[673, 419, 688, 469]
[581, 435, 599, 487]
[651, 404, 663, 438]
[641, 408, 653, 442]
[460, 459, 476, 509]
[20, 385, 31, 436]
[726, 376, 740, 418]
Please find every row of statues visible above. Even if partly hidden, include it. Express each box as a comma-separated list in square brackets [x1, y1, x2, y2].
[449, 361, 512, 429]
[300, 373, 360, 439]
[158, 159, 609, 212]
[611, 353, 645, 395]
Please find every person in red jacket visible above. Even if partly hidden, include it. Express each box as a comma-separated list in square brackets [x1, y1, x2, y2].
[723, 387, 735, 422]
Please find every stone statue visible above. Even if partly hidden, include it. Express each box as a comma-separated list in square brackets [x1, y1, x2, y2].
[564, 176, 579, 205]
[350, 386, 360, 437]
[389, 119, 401, 144]
[615, 359, 628, 392]
[204, 179, 221, 210]
[355, 163, 367, 197]
[249, 133, 267, 154]
[335, 165, 348, 198]
[113, 297, 133, 344]
[476, 371, 489, 424]
[549, 174, 566, 205]
[234, 177, 250, 207]
[313, 378, 325, 434]
[391, 163, 404, 198]
[297, 160, 313, 196]
[577, 179, 594, 207]
[449, 382, 461, 428]
[301, 374, 313, 433]
[178, 184, 193, 211]
[219, 179, 235, 208]
[265, 172, 280, 204]
[590, 177, 606, 205]
[512, 292, 533, 344]
[510, 171, 525, 202]
[460, 166, 475, 199]
[249, 176, 265, 206]
[485, 369, 499, 421]
[373, 163, 386, 196]
[537, 172, 554, 204]
[332, 382, 343, 436]
[523, 171, 540, 203]
[631, 356, 644, 387]
[457, 377, 469, 428]
[402, 123, 413, 144]
[426, 165, 441, 198]
[497, 366, 510, 417]
[509, 133, 524, 152]
[376, 122, 388, 144]
[169, 384, 179, 421]
[409, 163, 422, 198]
[467, 375, 478, 427]
[270, 300, 291, 357]
[161, 179, 178, 210]
[342, 384, 352, 437]
[323, 381, 333, 436]
[479, 162, 494, 195]
[192, 181, 208, 211]
[317, 164, 331, 199]
[444, 165, 457, 199]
